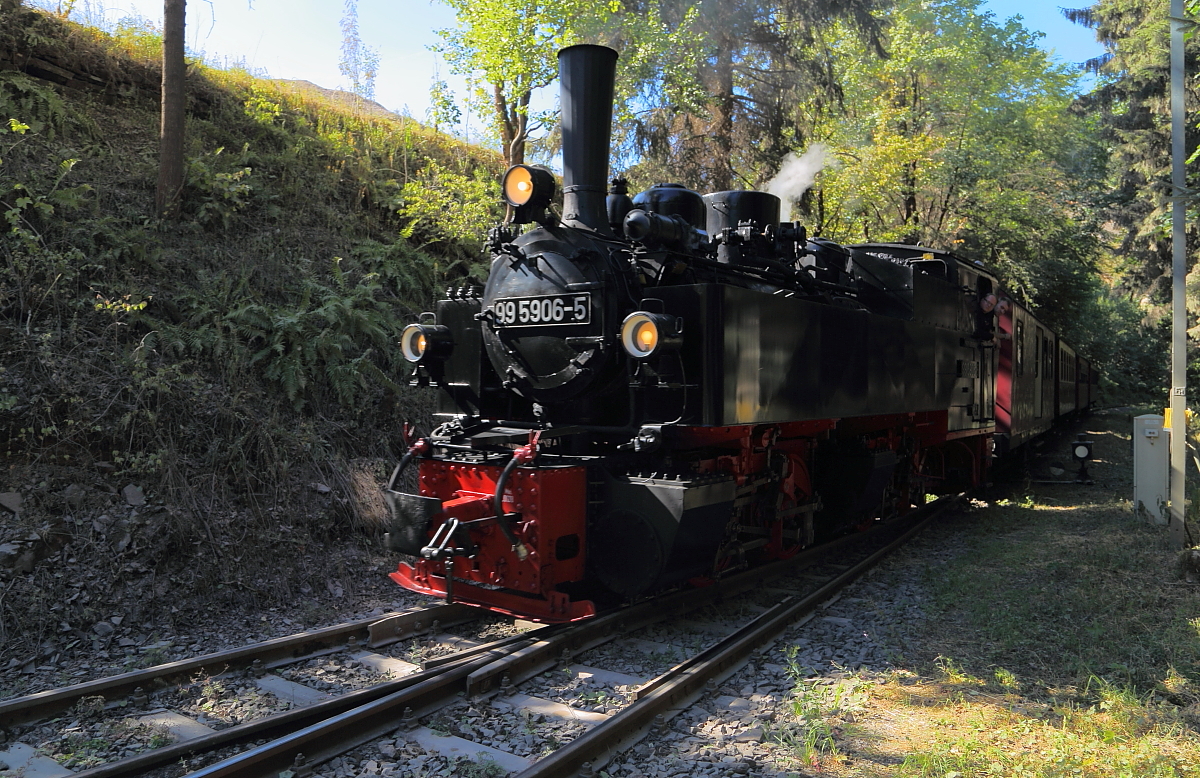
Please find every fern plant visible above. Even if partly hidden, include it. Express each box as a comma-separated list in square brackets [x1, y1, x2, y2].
[144, 258, 407, 409]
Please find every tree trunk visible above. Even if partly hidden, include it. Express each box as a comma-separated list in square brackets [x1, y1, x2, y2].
[156, 0, 186, 219]
[493, 84, 529, 168]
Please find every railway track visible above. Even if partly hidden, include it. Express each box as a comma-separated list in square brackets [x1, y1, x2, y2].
[0, 496, 956, 778]
[0, 603, 482, 730]
[0, 605, 523, 776]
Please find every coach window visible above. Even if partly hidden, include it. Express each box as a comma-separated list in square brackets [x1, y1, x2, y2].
[1034, 327, 1042, 376]
[1015, 321, 1025, 376]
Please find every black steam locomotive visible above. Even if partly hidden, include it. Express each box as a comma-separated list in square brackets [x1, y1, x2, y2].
[382, 44, 1093, 621]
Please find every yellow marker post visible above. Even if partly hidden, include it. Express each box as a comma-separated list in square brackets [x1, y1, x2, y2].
[1162, 407, 1193, 431]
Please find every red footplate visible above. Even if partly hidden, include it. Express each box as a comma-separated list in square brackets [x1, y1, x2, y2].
[390, 459, 595, 623]
[390, 563, 595, 621]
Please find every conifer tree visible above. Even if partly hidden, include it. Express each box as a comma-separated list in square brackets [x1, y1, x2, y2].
[1066, 0, 1200, 298]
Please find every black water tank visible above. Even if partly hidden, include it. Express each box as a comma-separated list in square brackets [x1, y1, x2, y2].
[632, 183, 706, 230]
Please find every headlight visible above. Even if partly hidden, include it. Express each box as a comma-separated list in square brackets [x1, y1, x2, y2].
[620, 311, 682, 359]
[502, 164, 555, 224]
[400, 323, 453, 363]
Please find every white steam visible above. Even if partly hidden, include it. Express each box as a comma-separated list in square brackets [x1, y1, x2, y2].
[766, 145, 830, 222]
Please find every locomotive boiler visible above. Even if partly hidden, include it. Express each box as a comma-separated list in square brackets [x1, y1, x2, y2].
[382, 44, 1092, 621]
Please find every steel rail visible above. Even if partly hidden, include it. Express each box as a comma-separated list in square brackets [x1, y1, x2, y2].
[511, 497, 956, 778]
[69, 626, 554, 778]
[0, 603, 477, 729]
[182, 647, 522, 778]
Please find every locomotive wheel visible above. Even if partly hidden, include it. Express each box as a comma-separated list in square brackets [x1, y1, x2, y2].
[766, 514, 804, 560]
[764, 453, 812, 560]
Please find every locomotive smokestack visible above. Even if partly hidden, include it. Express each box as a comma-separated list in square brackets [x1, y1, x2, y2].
[558, 44, 617, 235]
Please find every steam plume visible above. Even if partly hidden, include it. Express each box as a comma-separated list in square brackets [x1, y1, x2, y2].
[766, 145, 829, 222]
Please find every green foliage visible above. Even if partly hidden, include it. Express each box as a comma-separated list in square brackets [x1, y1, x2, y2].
[243, 88, 283, 126]
[183, 147, 254, 230]
[435, 0, 576, 120]
[888, 427, 1200, 775]
[776, 0, 1167, 400]
[219, 260, 400, 408]
[1066, 0, 1200, 402]
[771, 648, 872, 771]
[806, 0, 1100, 266]
[621, 0, 886, 190]
[0, 70, 69, 136]
[899, 709, 1195, 777]
[434, 0, 630, 165]
[397, 158, 500, 262]
[1067, 0, 1199, 298]
[107, 12, 163, 60]
[4, 155, 92, 243]
[927, 490, 1200, 689]
[1072, 288, 1169, 405]
[1, 116, 95, 325]
[427, 78, 462, 132]
[453, 756, 508, 778]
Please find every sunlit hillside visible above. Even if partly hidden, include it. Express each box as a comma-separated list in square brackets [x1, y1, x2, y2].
[0, 2, 502, 624]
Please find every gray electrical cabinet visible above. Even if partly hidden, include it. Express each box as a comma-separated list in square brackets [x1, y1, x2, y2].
[1133, 414, 1169, 525]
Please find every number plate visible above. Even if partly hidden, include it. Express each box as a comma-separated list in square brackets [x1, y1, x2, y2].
[490, 293, 591, 327]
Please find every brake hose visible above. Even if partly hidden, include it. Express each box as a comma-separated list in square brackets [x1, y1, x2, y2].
[493, 441, 537, 560]
[386, 438, 431, 492]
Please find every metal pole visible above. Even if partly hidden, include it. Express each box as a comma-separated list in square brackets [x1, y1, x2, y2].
[1170, 0, 1189, 547]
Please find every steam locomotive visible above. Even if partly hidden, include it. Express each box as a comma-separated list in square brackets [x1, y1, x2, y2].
[382, 45, 1095, 622]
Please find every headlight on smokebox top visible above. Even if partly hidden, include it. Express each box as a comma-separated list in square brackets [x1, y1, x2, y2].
[400, 323, 453, 363]
[502, 164, 555, 224]
[620, 312, 682, 359]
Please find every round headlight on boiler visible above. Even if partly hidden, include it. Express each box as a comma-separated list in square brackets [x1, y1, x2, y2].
[502, 164, 555, 209]
[400, 323, 453, 363]
[620, 311, 682, 359]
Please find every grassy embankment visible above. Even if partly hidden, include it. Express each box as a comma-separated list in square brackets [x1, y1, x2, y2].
[0, 4, 501, 647]
[775, 412, 1200, 777]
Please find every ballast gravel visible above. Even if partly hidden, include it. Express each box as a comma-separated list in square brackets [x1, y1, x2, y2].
[308, 518, 971, 778]
[278, 656, 399, 694]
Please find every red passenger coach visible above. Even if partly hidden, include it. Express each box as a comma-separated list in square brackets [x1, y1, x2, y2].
[995, 301, 1055, 453]
[996, 300, 1092, 456]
